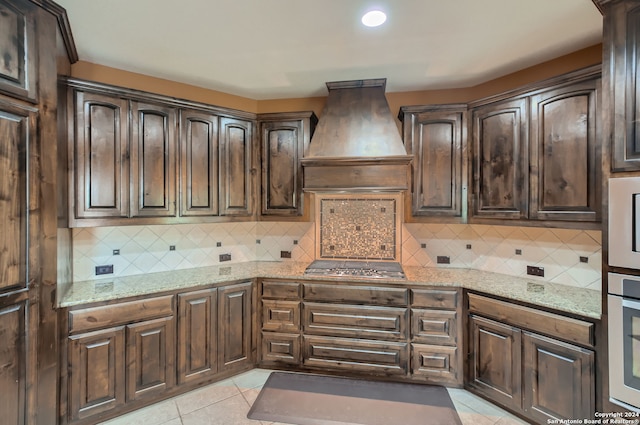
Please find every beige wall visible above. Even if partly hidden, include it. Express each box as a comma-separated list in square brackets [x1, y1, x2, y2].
[71, 43, 602, 117]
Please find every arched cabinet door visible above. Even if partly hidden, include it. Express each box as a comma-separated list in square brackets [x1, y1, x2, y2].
[219, 117, 254, 216]
[471, 98, 529, 220]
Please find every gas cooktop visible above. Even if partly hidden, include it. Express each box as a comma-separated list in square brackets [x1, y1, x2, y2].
[303, 260, 406, 280]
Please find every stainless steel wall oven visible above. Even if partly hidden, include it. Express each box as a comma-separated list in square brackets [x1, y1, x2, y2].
[608, 176, 640, 411]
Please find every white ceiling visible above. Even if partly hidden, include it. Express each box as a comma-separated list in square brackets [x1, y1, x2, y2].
[56, 0, 603, 100]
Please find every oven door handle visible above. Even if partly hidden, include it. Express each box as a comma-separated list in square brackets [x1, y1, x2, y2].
[622, 298, 640, 310]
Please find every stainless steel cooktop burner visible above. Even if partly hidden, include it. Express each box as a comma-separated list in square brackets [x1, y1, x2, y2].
[304, 260, 406, 280]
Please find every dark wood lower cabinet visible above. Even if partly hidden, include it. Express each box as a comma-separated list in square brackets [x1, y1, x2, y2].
[522, 331, 595, 423]
[467, 298, 596, 423]
[126, 317, 175, 401]
[65, 281, 255, 424]
[68, 326, 126, 421]
[218, 281, 254, 373]
[177, 288, 218, 385]
[468, 315, 522, 411]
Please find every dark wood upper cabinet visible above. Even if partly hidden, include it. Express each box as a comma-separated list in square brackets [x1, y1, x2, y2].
[219, 117, 253, 216]
[529, 79, 601, 222]
[130, 101, 177, 218]
[179, 109, 219, 217]
[472, 98, 529, 220]
[0, 0, 37, 101]
[600, 0, 640, 171]
[400, 105, 466, 218]
[72, 91, 129, 220]
[258, 112, 317, 217]
[66, 79, 258, 226]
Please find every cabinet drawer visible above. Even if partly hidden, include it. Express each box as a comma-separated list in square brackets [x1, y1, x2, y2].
[262, 300, 300, 332]
[467, 293, 594, 347]
[261, 332, 301, 366]
[262, 280, 301, 299]
[68, 296, 174, 334]
[303, 335, 407, 375]
[411, 343, 461, 386]
[412, 309, 458, 345]
[303, 283, 409, 306]
[412, 288, 458, 309]
[303, 303, 407, 341]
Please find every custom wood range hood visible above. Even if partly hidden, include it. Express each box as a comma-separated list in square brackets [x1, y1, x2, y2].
[301, 78, 413, 191]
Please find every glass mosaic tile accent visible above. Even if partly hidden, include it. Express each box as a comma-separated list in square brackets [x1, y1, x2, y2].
[319, 198, 397, 260]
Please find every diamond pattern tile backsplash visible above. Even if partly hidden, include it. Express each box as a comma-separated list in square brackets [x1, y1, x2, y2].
[72, 222, 601, 291]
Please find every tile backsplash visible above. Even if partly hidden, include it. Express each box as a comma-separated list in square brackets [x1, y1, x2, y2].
[72, 221, 601, 291]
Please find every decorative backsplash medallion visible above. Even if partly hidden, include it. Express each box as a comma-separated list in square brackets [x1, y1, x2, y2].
[317, 193, 401, 260]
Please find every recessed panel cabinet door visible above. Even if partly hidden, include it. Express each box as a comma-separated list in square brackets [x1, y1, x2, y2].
[126, 316, 175, 401]
[131, 101, 177, 218]
[73, 91, 129, 219]
[410, 110, 464, 217]
[522, 331, 594, 422]
[259, 112, 316, 217]
[530, 80, 600, 222]
[218, 281, 253, 373]
[220, 117, 253, 216]
[604, 1, 640, 171]
[68, 326, 126, 421]
[0, 103, 36, 425]
[472, 98, 528, 219]
[180, 109, 219, 216]
[177, 288, 218, 385]
[468, 315, 522, 412]
[0, 0, 37, 100]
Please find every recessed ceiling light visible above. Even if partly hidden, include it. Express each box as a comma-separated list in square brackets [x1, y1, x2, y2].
[361, 10, 387, 27]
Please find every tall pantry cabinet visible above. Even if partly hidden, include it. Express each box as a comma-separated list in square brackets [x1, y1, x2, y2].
[0, 1, 76, 424]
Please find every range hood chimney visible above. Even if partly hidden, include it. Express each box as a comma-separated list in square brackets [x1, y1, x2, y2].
[301, 78, 412, 191]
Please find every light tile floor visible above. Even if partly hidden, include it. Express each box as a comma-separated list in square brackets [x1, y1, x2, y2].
[98, 369, 531, 425]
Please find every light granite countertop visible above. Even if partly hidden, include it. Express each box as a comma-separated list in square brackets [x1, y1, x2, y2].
[58, 261, 602, 319]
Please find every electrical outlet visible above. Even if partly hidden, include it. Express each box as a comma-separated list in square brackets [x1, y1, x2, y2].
[281, 251, 292, 259]
[219, 253, 231, 262]
[526, 265, 544, 277]
[437, 256, 450, 264]
[95, 265, 113, 275]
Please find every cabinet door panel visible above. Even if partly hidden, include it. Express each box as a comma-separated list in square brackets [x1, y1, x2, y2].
[469, 315, 522, 411]
[220, 117, 252, 216]
[523, 331, 594, 422]
[178, 288, 218, 385]
[0, 300, 29, 425]
[262, 299, 300, 332]
[218, 281, 253, 372]
[261, 120, 302, 215]
[0, 0, 36, 100]
[472, 98, 528, 219]
[126, 316, 175, 401]
[131, 101, 177, 217]
[68, 326, 125, 420]
[0, 104, 33, 292]
[606, 2, 640, 171]
[411, 309, 457, 345]
[180, 109, 219, 216]
[410, 110, 464, 216]
[74, 91, 129, 219]
[530, 80, 599, 221]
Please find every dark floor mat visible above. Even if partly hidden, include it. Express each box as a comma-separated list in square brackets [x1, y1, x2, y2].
[247, 372, 463, 425]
